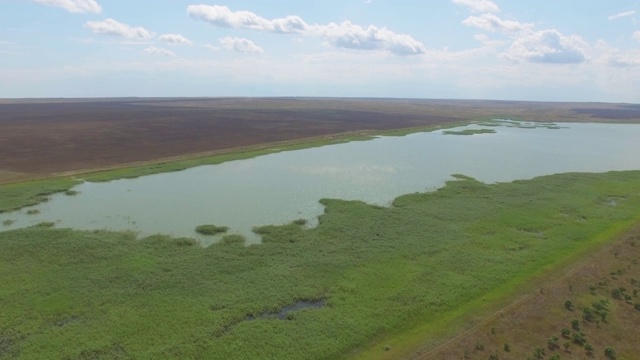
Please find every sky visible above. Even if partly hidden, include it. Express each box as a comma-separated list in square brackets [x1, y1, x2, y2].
[1, 0, 640, 102]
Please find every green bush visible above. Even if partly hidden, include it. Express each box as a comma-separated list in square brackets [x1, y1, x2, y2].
[604, 346, 616, 359]
[564, 300, 573, 310]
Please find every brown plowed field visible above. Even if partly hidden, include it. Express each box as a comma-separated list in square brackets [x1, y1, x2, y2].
[1, 97, 638, 181]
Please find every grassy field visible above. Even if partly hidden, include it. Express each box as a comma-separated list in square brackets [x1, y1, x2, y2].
[425, 223, 640, 360]
[2, 171, 640, 359]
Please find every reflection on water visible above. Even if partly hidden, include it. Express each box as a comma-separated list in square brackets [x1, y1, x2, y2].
[2, 121, 640, 245]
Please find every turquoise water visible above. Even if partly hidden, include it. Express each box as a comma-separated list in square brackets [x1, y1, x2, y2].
[2, 121, 640, 244]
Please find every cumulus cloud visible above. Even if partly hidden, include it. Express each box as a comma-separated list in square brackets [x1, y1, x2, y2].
[608, 10, 636, 20]
[85, 19, 153, 39]
[634, 31, 640, 41]
[504, 30, 588, 64]
[463, 13, 532, 34]
[159, 34, 193, 45]
[219, 37, 263, 53]
[187, 4, 425, 55]
[143, 47, 176, 57]
[451, 0, 499, 13]
[187, 5, 306, 33]
[316, 21, 426, 55]
[33, 0, 101, 14]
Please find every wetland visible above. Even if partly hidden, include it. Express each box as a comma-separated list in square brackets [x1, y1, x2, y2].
[2, 102, 640, 359]
[2, 120, 640, 245]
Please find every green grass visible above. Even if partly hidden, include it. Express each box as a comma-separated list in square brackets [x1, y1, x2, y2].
[2, 171, 640, 359]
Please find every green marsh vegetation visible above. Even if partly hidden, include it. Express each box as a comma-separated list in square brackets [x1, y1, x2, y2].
[2, 171, 640, 359]
[476, 119, 565, 130]
[0, 177, 80, 213]
[442, 128, 496, 135]
[195, 224, 229, 235]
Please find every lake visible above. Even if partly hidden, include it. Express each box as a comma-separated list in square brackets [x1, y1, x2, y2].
[2, 120, 640, 244]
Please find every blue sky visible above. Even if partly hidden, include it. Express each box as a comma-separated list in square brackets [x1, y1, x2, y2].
[1, 0, 640, 101]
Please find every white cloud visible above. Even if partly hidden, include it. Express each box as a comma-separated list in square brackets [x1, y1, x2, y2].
[33, 0, 101, 14]
[85, 19, 153, 39]
[634, 31, 640, 41]
[143, 47, 176, 57]
[609, 54, 640, 67]
[504, 30, 588, 64]
[452, 0, 499, 13]
[159, 34, 193, 46]
[219, 37, 263, 53]
[315, 21, 426, 55]
[204, 44, 221, 51]
[463, 13, 532, 34]
[473, 33, 506, 48]
[187, 5, 306, 33]
[187, 5, 425, 55]
[608, 10, 636, 20]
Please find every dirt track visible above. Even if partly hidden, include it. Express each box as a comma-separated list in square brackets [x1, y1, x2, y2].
[1, 97, 638, 180]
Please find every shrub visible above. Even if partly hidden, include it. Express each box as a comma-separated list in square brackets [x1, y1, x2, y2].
[564, 300, 573, 311]
[572, 332, 586, 346]
[571, 319, 580, 331]
[533, 347, 545, 359]
[503, 343, 510, 352]
[26, 209, 40, 215]
[604, 346, 616, 359]
[582, 308, 595, 322]
[2, 219, 15, 226]
[611, 288, 626, 300]
[561, 328, 571, 338]
[64, 190, 80, 196]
